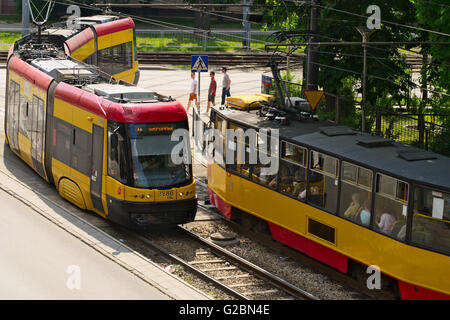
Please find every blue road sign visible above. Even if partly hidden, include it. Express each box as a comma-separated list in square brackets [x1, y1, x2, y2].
[191, 55, 208, 72]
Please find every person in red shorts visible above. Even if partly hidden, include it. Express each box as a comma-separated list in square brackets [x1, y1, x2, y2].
[206, 71, 216, 114]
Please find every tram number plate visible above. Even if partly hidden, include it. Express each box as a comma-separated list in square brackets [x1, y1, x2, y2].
[159, 190, 174, 199]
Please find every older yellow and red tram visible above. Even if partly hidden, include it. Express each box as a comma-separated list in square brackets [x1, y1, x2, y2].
[206, 106, 450, 299]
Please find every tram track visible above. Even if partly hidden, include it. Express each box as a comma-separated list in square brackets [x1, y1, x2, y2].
[0, 50, 301, 67]
[189, 148, 397, 300]
[123, 225, 319, 300]
[0, 50, 423, 67]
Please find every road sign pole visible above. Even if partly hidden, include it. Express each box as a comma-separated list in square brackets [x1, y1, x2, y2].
[198, 71, 201, 112]
[191, 55, 209, 113]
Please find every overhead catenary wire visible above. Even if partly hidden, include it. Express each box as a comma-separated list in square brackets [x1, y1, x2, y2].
[49, 0, 449, 97]
[314, 3, 450, 38]
[53, 0, 276, 50]
[310, 61, 449, 97]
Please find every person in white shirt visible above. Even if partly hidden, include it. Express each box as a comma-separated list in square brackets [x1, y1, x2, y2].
[187, 72, 199, 113]
[221, 67, 231, 106]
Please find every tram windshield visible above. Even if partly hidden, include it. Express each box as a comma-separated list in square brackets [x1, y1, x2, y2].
[128, 123, 191, 188]
[108, 121, 191, 189]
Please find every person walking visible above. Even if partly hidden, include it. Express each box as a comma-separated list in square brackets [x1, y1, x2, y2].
[187, 72, 199, 114]
[206, 71, 216, 114]
[221, 67, 231, 106]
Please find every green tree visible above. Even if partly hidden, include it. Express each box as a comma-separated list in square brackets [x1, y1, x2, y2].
[253, 0, 422, 130]
[414, 0, 449, 111]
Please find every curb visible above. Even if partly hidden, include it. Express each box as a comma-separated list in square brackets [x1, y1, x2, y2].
[0, 166, 211, 300]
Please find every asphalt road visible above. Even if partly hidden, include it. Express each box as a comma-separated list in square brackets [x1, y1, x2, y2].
[0, 188, 171, 300]
[0, 67, 261, 299]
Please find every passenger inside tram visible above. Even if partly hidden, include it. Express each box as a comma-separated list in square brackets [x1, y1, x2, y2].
[359, 200, 371, 227]
[344, 193, 361, 220]
[375, 207, 396, 235]
[141, 156, 161, 170]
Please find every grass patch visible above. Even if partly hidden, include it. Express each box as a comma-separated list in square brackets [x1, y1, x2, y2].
[0, 32, 21, 50]
[0, 31, 269, 52]
[137, 31, 268, 52]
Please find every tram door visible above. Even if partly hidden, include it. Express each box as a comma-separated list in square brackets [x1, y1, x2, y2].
[91, 125, 104, 213]
[8, 80, 20, 153]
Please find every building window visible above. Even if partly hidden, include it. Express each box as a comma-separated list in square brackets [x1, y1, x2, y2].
[412, 186, 450, 254]
[340, 162, 373, 227]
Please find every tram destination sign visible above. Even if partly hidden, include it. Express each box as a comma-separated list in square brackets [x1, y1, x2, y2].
[191, 55, 208, 72]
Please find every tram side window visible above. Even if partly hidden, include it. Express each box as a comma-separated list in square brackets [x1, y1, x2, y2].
[374, 174, 408, 239]
[72, 127, 92, 176]
[308, 151, 339, 213]
[213, 116, 226, 163]
[279, 141, 307, 199]
[133, 28, 138, 61]
[54, 119, 72, 165]
[251, 131, 279, 189]
[226, 122, 251, 178]
[340, 162, 373, 226]
[98, 42, 133, 75]
[83, 54, 95, 65]
[8, 80, 20, 150]
[412, 186, 450, 254]
[19, 93, 28, 139]
[108, 121, 129, 184]
[30, 96, 45, 166]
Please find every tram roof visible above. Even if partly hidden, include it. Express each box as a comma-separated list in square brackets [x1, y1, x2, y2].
[213, 107, 450, 190]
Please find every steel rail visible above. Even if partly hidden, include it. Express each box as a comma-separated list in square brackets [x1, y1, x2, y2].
[177, 225, 320, 300]
[123, 223, 319, 300]
[131, 231, 250, 300]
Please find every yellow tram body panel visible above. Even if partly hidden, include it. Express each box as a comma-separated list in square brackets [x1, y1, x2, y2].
[207, 162, 450, 296]
[97, 29, 133, 51]
[112, 60, 139, 84]
[70, 39, 95, 62]
[7, 71, 49, 182]
[97, 28, 137, 84]
[105, 177, 196, 203]
[52, 97, 197, 216]
[52, 97, 109, 217]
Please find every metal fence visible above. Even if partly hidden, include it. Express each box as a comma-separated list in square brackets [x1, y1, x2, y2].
[377, 111, 450, 156]
[136, 29, 272, 51]
[262, 76, 450, 156]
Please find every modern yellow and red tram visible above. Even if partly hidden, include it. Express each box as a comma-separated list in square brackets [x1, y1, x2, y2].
[206, 106, 450, 299]
[5, 30, 196, 229]
[31, 15, 139, 84]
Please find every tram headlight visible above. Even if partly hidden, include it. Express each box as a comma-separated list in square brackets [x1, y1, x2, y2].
[179, 192, 184, 197]
[146, 194, 151, 199]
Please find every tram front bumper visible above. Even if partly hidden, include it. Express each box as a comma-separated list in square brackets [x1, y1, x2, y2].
[107, 196, 197, 229]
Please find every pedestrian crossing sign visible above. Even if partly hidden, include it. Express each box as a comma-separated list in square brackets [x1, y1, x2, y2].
[191, 55, 208, 72]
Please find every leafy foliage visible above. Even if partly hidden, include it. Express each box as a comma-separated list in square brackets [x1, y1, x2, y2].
[252, 0, 448, 116]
